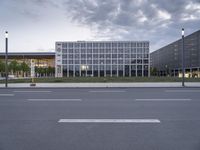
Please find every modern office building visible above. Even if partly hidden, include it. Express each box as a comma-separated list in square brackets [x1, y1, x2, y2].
[151, 29, 200, 78]
[55, 41, 150, 77]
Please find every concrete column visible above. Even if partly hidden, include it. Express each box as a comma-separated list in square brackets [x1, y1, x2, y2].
[67, 48, 69, 77]
[136, 43, 138, 77]
[61, 65, 63, 78]
[136, 65, 138, 77]
[92, 42, 94, 77]
[73, 44, 75, 77]
[142, 58, 144, 77]
[66, 65, 69, 77]
[123, 44, 125, 77]
[98, 66, 100, 77]
[73, 65, 75, 77]
[117, 43, 119, 77]
[129, 42, 131, 77]
[104, 44, 106, 77]
[86, 43, 87, 77]
[73, 63, 75, 77]
[79, 46, 81, 77]
[104, 63, 106, 77]
[98, 43, 100, 77]
[148, 52, 150, 77]
[104, 66, 106, 77]
[111, 43, 112, 77]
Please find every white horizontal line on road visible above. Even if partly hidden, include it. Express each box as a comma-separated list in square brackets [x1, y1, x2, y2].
[135, 99, 191, 101]
[14, 91, 52, 93]
[165, 90, 200, 93]
[0, 94, 14, 96]
[27, 99, 82, 101]
[89, 90, 126, 93]
[58, 119, 161, 123]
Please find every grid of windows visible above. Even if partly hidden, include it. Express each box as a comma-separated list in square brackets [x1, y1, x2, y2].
[151, 30, 200, 77]
[56, 41, 150, 77]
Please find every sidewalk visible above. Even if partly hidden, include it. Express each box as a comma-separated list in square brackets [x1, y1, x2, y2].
[0, 82, 200, 88]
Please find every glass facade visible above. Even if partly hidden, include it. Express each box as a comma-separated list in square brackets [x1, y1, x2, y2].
[151, 30, 200, 78]
[0, 52, 55, 77]
[55, 41, 150, 77]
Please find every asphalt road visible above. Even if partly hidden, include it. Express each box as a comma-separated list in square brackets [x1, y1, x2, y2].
[0, 87, 200, 150]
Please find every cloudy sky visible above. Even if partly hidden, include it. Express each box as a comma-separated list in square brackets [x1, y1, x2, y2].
[0, 0, 200, 53]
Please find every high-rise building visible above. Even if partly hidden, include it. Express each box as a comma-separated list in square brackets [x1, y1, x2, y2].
[55, 41, 150, 77]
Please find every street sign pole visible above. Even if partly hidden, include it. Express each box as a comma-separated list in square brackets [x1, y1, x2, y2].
[30, 59, 36, 86]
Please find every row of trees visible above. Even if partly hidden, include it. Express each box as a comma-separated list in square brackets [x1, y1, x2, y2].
[0, 60, 30, 77]
[0, 60, 55, 77]
[35, 66, 55, 77]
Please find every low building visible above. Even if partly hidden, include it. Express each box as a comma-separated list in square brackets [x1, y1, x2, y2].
[55, 41, 150, 77]
[151, 30, 200, 78]
[0, 52, 55, 77]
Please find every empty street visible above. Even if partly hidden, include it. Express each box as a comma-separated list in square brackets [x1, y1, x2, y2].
[0, 87, 200, 150]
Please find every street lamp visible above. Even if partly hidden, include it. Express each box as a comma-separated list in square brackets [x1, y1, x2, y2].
[5, 31, 8, 88]
[182, 28, 185, 87]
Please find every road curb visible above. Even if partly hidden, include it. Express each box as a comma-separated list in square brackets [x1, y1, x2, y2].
[0, 82, 200, 89]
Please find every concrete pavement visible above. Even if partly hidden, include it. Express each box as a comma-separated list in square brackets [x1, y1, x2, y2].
[0, 87, 200, 150]
[0, 82, 200, 88]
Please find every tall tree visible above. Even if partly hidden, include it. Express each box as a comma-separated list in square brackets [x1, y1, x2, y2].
[9, 60, 20, 76]
[47, 66, 55, 77]
[21, 62, 30, 77]
[35, 67, 44, 77]
[0, 60, 5, 77]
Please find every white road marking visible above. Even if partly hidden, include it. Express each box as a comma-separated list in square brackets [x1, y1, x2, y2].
[14, 91, 52, 93]
[165, 90, 200, 93]
[89, 90, 126, 93]
[58, 119, 161, 123]
[27, 99, 82, 101]
[135, 99, 191, 101]
[0, 94, 14, 96]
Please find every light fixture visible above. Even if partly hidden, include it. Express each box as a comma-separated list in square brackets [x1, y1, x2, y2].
[5, 31, 8, 38]
[182, 28, 184, 36]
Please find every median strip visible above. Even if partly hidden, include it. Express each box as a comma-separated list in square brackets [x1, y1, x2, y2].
[58, 119, 161, 123]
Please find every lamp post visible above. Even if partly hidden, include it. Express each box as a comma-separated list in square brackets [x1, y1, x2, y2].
[5, 31, 8, 88]
[182, 28, 185, 87]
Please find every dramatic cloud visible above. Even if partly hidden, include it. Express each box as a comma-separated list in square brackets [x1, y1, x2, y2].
[62, 0, 200, 50]
[0, 0, 200, 52]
